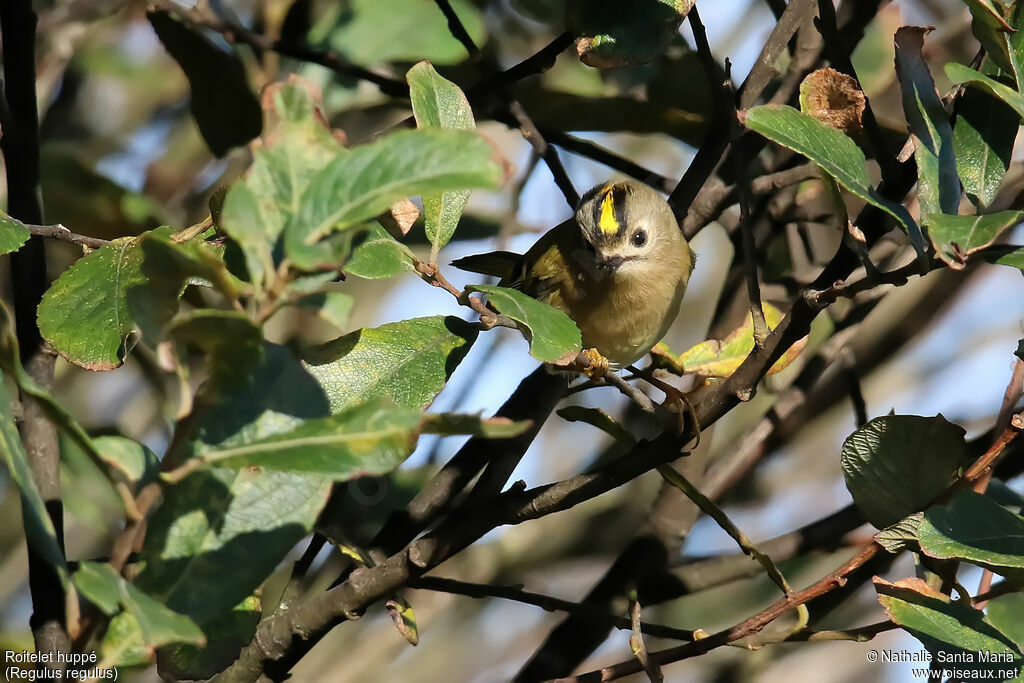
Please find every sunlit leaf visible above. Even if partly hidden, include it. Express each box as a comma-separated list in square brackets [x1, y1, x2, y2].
[303, 316, 477, 413]
[408, 62, 476, 260]
[744, 104, 927, 259]
[946, 62, 1024, 118]
[925, 210, 1024, 269]
[284, 129, 503, 270]
[0, 212, 30, 255]
[468, 285, 582, 363]
[344, 223, 416, 279]
[661, 303, 805, 378]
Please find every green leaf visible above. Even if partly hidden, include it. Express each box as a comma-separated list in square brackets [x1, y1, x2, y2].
[38, 229, 178, 370]
[408, 62, 476, 259]
[137, 344, 334, 625]
[744, 104, 927, 259]
[925, 210, 1024, 269]
[74, 562, 206, 648]
[190, 402, 527, 477]
[294, 291, 354, 331]
[192, 401, 422, 476]
[284, 128, 503, 265]
[325, 0, 485, 66]
[303, 316, 477, 413]
[467, 285, 582, 363]
[94, 436, 159, 486]
[219, 78, 345, 289]
[841, 414, 967, 528]
[0, 372, 67, 579]
[100, 612, 154, 667]
[566, 0, 694, 68]
[157, 594, 261, 680]
[917, 490, 1024, 575]
[953, 69, 1019, 209]
[875, 576, 1022, 679]
[946, 62, 1024, 118]
[148, 11, 261, 156]
[0, 211, 31, 255]
[894, 27, 960, 216]
[420, 413, 531, 438]
[73, 562, 126, 616]
[344, 223, 416, 279]
[557, 406, 637, 446]
[988, 593, 1024, 652]
[875, 512, 924, 554]
[36, 228, 231, 371]
[965, 0, 1015, 74]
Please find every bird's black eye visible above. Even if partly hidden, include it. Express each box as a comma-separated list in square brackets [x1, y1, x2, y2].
[631, 230, 647, 247]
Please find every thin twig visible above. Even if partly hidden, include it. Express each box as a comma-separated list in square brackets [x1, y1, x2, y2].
[509, 101, 579, 209]
[21, 222, 110, 249]
[410, 576, 696, 642]
[433, 0, 480, 58]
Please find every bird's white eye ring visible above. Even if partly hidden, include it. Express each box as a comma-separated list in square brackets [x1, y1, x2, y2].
[631, 230, 647, 247]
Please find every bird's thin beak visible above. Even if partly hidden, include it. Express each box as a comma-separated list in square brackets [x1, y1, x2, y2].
[597, 254, 625, 271]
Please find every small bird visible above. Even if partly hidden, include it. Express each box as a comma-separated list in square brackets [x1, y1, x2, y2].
[453, 180, 695, 372]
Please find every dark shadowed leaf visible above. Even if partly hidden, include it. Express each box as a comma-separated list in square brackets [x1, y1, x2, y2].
[303, 316, 477, 413]
[468, 285, 582, 363]
[136, 344, 334, 625]
[841, 414, 966, 528]
[894, 27, 959, 216]
[744, 104, 927, 259]
[0, 212, 30, 255]
[165, 310, 265, 389]
[148, 11, 262, 156]
[916, 490, 1024, 575]
[408, 61, 476, 259]
[158, 594, 261, 680]
[326, 0, 485, 65]
[875, 577, 1022, 679]
[294, 291, 354, 331]
[566, 0, 694, 68]
[925, 211, 1024, 269]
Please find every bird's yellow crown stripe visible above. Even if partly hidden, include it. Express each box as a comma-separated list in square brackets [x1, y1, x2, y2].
[598, 187, 619, 235]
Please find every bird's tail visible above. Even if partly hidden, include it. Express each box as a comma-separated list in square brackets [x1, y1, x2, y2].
[450, 251, 522, 281]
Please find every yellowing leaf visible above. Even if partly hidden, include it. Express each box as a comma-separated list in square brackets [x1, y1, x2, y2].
[663, 303, 806, 378]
